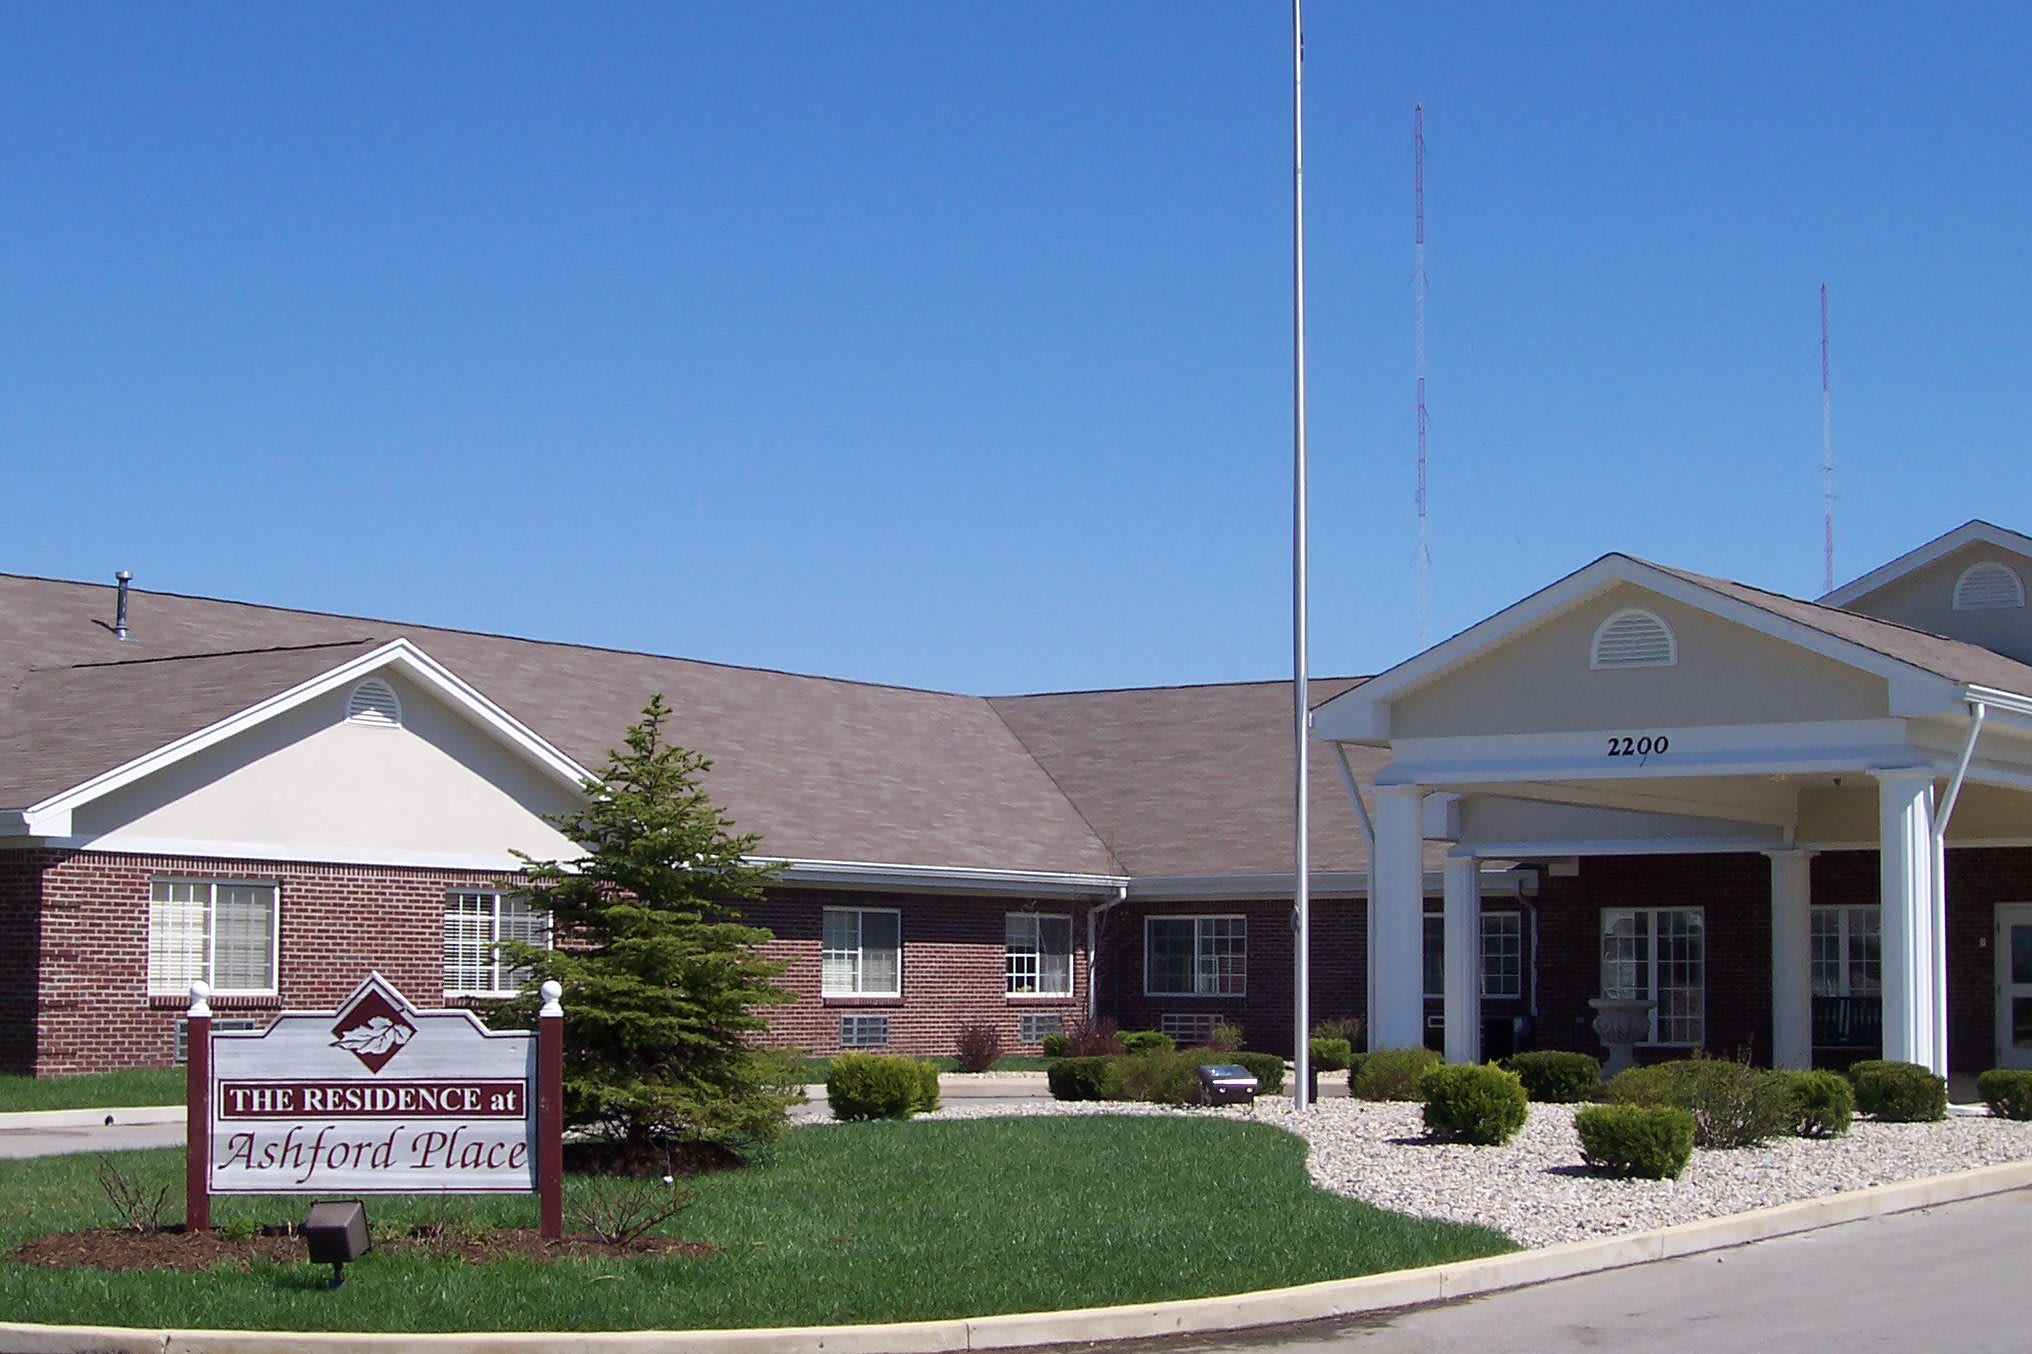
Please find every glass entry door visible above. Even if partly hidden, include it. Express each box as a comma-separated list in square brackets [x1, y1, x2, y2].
[1995, 905, 2032, 1071]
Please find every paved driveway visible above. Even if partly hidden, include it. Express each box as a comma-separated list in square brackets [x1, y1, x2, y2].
[1107, 1188, 2032, 1354]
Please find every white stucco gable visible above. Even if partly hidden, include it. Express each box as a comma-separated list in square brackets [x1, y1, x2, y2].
[29, 640, 589, 870]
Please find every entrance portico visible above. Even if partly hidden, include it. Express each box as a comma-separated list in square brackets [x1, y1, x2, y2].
[1314, 551, 2032, 1078]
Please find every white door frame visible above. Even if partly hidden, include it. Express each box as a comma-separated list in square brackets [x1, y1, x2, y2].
[1994, 904, 2032, 1071]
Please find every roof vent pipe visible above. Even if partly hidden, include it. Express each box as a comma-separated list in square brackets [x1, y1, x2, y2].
[114, 570, 132, 640]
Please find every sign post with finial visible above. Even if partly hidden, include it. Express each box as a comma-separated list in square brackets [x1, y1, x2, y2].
[537, 979, 565, 1240]
[185, 980, 213, 1232]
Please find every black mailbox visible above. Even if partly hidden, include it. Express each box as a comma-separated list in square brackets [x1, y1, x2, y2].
[1195, 1063, 1259, 1106]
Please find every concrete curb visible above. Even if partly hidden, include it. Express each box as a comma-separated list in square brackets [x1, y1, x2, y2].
[5, 1157, 2031, 1352]
[0, 1104, 186, 1131]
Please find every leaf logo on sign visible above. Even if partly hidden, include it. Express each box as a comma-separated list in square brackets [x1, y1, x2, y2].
[329, 986, 420, 1073]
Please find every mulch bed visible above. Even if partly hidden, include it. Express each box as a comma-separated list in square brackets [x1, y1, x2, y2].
[12, 1225, 716, 1272]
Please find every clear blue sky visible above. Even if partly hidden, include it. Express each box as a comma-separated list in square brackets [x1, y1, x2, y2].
[5, 4, 2029, 694]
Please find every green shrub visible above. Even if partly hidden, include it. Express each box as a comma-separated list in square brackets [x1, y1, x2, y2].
[1047, 1056, 1113, 1101]
[1352, 1046, 1443, 1102]
[1978, 1069, 2032, 1120]
[1312, 1015, 1365, 1053]
[1575, 1104, 1695, 1179]
[1420, 1063, 1529, 1145]
[1308, 1037, 1352, 1073]
[1600, 1057, 1792, 1148]
[1776, 1069, 1854, 1138]
[827, 1053, 940, 1121]
[1202, 1023, 1245, 1054]
[1851, 1060, 1947, 1123]
[1344, 1051, 1370, 1088]
[1229, 1051, 1286, 1096]
[1501, 1050, 1600, 1103]
[1121, 1030, 1176, 1057]
[1039, 1034, 1071, 1059]
[1102, 1052, 1202, 1105]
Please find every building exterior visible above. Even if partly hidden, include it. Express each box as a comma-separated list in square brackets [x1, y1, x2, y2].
[5, 520, 2029, 1080]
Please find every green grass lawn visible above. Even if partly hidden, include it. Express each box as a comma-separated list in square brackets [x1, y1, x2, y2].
[0, 1116, 1512, 1332]
[0, 1067, 186, 1114]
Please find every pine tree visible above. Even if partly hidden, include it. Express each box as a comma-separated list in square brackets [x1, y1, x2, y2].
[502, 695, 796, 1157]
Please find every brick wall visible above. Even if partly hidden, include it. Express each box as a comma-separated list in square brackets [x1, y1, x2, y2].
[14, 849, 1094, 1075]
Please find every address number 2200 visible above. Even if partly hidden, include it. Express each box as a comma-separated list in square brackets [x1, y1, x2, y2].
[1607, 735, 1669, 758]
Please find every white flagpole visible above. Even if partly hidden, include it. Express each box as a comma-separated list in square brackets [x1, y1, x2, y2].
[1290, 0, 1312, 1111]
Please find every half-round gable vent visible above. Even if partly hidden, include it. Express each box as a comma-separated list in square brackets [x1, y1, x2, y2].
[1953, 561, 2025, 612]
[346, 678, 402, 727]
[1591, 608, 1677, 670]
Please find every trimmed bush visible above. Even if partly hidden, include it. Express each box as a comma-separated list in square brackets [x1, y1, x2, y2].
[1851, 1059, 1948, 1123]
[1420, 1063, 1529, 1145]
[827, 1053, 940, 1121]
[1039, 1033, 1070, 1059]
[1230, 1051, 1286, 1096]
[954, 1022, 1004, 1073]
[1312, 1014, 1365, 1054]
[1102, 1051, 1202, 1104]
[1344, 1051, 1370, 1088]
[1352, 1046, 1443, 1102]
[1202, 1023, 1245, 1054]
[1309, 1037, 1352, 1073]
[1501, 1050, 1600, 1103]
[1600, 1057, 1792, 1148]
[1776, 1069, 1854, 1138]
[1121, 1030, 1176, 1057]
[1978, 1069, 2032, 1121]
[1575, 1104, 1695, 1180]
[1047, 1056, 1113, 1102]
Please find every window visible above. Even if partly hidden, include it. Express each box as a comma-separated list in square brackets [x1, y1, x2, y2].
[148, 880, 278, 997]
[1018, 1012, 1064, 1044]
[1600, 907, 1705, 1045]
[1811, 905, 1881, 998]
[839, 1014, 890, 1048]
[1590, 608, 1677, 669]
[346, 678, 402, 726]
[174, 1015, 260, 1064]
[443, 891, 551, 997]
[1423, 909, 1524, 1000]
[822, 907, 900, 997]
[1145, 916, 1245, 997]
[1006, 913, 1073, 996]
[1953, 561, 2025, 612]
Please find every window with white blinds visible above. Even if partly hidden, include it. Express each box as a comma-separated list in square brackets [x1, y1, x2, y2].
[443, 892, 550, 997]
[148, 880, 278, 996]
[822, 908, 901, 997]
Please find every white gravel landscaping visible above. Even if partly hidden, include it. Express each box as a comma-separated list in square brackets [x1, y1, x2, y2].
[910, 1095, 2032, 1247]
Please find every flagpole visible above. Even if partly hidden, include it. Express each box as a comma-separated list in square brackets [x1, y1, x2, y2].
[1290, 0, 1312, 1111]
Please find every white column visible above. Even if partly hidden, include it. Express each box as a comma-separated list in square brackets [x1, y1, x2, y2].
[1766, 849, 1816, 1071]
[1930, 832, 1950, 1077]
[1878, 771, 1941, 1073]
[1442, 853, 1481, 1065]
[1369, 784, 1427, 1051]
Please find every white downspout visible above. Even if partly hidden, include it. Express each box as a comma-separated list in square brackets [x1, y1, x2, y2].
[1088, 886, 1128, 1022]
[1930, 700, 1987, 1076]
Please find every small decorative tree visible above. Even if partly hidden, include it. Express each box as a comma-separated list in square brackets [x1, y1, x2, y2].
[502, 695, 797, 1162]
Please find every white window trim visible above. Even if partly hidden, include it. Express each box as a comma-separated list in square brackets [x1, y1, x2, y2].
[822, 906, 902, 999]
[1005, 912, 1074, 999]
[1143, 914, 1247, 998]
[1590, 607, 1678, 670]
[148, 877, 280, 999]
[443, 890, 551, 999]
[1600, 905, 1705, 1047]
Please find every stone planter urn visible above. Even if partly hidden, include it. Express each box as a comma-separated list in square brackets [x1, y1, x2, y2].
[1589, 997, 1656, 1077]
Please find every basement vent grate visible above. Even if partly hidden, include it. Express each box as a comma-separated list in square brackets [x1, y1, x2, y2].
[839, 1014, 890, 1049]
[1590, 608, 1677, 669]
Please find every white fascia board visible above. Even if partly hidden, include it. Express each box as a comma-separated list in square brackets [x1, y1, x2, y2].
[1377, 719, 1921, 789]
[31, 833, 534, 874]
[1311, 554, 1967, 744]
[764, 856, 1128, 898]
[1127, 868, 1525, 901]
[1820, 521, 2032, 607]
[21, 639, 593, 834]
[1459, 834, 1788, 860]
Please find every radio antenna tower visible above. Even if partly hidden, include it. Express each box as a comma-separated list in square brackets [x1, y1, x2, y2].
[1415, 105, 1429, 645]
[1821, 284, 1833, 594]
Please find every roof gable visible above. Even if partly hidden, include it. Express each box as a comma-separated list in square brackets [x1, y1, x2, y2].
[1821, 521, 2032, 608]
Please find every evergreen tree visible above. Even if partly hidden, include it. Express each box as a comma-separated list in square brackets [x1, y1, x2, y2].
[502, 695, 796, 1154]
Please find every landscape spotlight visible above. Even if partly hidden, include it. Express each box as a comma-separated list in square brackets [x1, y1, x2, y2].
[302, 1198, 370, 1288]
